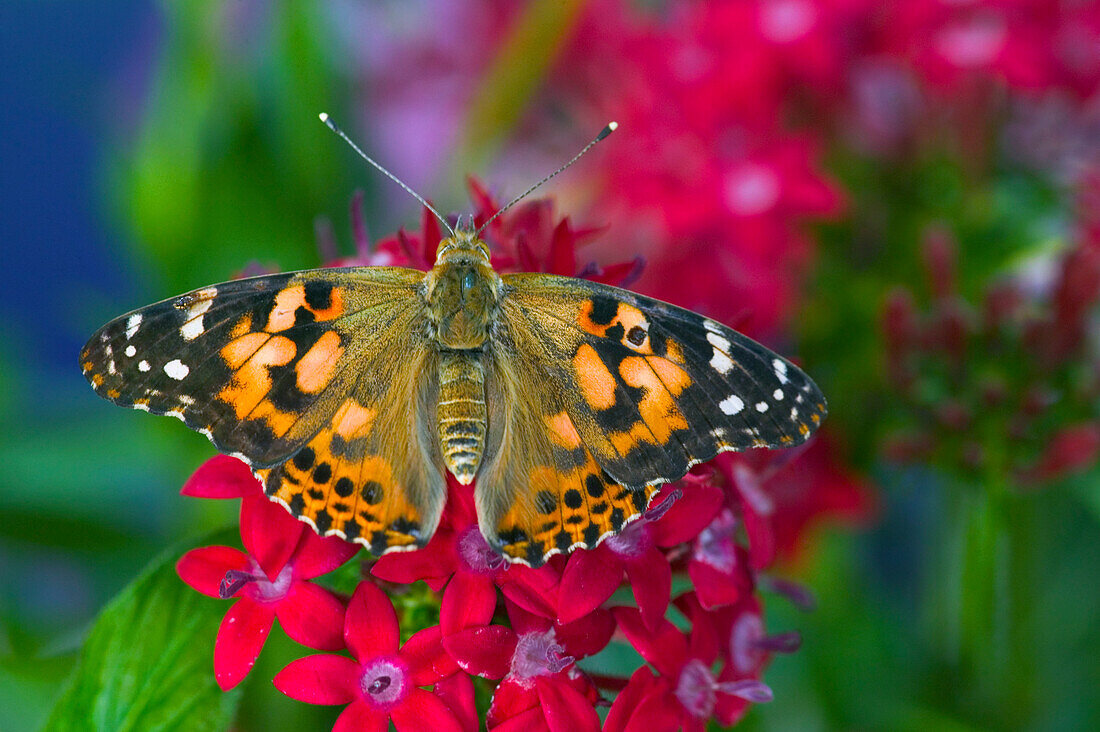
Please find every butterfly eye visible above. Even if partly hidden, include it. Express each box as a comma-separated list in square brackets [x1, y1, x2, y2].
[626, 326, 647, 346]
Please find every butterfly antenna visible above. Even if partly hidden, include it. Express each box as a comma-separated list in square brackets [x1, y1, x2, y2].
[319, 112, 456, 237]
[476, 121, 618, 237]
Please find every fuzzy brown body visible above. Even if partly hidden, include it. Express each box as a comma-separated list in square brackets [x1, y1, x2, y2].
[81, 219, 827, 567]
[424, 229, 500, 484]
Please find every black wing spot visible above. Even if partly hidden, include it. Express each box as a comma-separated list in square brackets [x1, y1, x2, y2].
[563, 489, 584, 510]
[334, 477, 355, 498]
[293, 447, 316, 471]
[304, 281, 334, 310]
[588, 297, 619, 325]
[360, 480, 383, 504]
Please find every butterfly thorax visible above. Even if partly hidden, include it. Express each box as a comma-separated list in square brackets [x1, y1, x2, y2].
[423, 228, 501, 484]
[424, 230, 501, 350]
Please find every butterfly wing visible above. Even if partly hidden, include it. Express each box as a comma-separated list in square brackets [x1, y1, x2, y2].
[475, 273, 826, 565]
[81, 267, 448, 552]
[478, 347, 659, 566]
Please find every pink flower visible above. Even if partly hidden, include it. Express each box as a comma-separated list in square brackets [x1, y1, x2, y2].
[372, 479, 561, 622]
[557, 481, 723, 630]
[176, 458, 360, 690]
[606, 603, 772, 732]
[473, 601, 605, 731]
[274, 582, 465, 732]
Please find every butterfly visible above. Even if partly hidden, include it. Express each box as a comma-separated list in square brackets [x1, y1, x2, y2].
[80, 121, 826, 567]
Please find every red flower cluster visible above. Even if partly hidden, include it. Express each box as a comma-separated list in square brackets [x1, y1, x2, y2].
[881, 220, 1100, 487]
[172, 187, 869, 728]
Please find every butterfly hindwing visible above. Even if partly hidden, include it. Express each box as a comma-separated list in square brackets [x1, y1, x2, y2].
[497, 273, 827, 489]
[477, 347, 658, 566]
[81, 266, 448, 553]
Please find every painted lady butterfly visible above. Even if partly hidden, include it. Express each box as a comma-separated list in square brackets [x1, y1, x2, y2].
[81, 121, 826, 567]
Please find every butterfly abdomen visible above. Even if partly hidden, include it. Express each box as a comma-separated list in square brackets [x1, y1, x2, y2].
[437, 350, 487, 485]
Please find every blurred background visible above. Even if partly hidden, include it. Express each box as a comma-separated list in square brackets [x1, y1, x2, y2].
[3, 0, 1100, 729]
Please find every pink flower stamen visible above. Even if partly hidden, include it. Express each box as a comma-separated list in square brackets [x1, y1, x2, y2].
[360, 658, 408, 709]
[218, 559, 293, 602]
[675, 658, 718, 719]
[676, 658, 775, 719]
[511, 629, 574, 681]
[694, 510, 738, 573]
[456, 526, 507, 574]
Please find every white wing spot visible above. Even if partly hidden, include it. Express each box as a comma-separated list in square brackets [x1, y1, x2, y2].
[124, 345, 136, 357]
[719, 394, 745, 415]
[164, 359, 190, 380]
[790, 407, 800, 419]
[125, 314, 142, 340]
[181, 290, 216, 341]
[773, 388, 784, 400]
[138, 360, 151, 372]
[107, 360, 116, 375]
[704, 319, 724, 334]
[773, 358, 789, 384]
[756, 401, 769, 413]
[133, 402, 151, 412]
[707, 332, 734, 374]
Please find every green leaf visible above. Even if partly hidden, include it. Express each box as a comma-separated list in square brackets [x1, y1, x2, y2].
[43, 530, 241, 732]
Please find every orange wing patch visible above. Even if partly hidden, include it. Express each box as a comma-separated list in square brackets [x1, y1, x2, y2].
[488, 407, 659, 566]
[265, 284, 345, 332]
[218, 333, 298, 437]
[259, 415, 425, 554]
[573, 343, 617, 410]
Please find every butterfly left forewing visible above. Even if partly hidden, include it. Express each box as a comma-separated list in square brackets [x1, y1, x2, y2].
[82, 266, 448, 553]
[497, 273, 827, 490]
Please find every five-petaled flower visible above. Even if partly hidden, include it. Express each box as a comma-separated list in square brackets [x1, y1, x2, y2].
[176, 455, 359, 690]
[274, 581, 466, 732]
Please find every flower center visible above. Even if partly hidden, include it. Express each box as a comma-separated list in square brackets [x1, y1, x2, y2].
[218, 559, 293, 602]
[360, 658, 408, 709]
[675, 658, 776, 719]
[457, 526, 507, 575]
[511, 629, 573, 681]
[758, 0, 817, 44]
[730, 611, 802, 673]
[725, 163, 780, 216]
[675, 659, 718, 719]
[693, 509, 738, 573]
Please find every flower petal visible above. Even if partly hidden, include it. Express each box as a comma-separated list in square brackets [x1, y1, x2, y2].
[555, 608, 615, 659]
[611, 607, 688, 678]
[214, 599, 275, 690]
[273, 653, 361, 704]
[536, 676, 602, 732]
[402, 625, 459, 685]
[624, 547, 671, 631]
[292, 531, 361, 579]
[180, 455, 259, 498]
[345, 581, 400, 660]
[392, 688, 464, 732]
[372, 532, 457, 591]
[491, 708, 548, 732]
[557, 547, 622, 625]
[442, 625, 516, 679]
[603, 667, 662, 732]
[688, 559, 750, 610]
[176, 546, 249, 598]
[275, 581, 346, 650]
[240, 495, 304, 578]
[499, 564, 560, 620]
[333, 700, 389, 732]
[649, 482, 724, 547]
[440, 571, 497, 635]
[487, 678, 539, 729]
[434, 673, 478, 732]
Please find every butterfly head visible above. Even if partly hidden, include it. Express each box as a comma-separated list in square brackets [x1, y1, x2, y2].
[425, 224, 500, 349]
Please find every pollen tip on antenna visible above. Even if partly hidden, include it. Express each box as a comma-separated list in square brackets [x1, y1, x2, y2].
[597, 121, 618, 142]
[318, 112, 328, 122]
